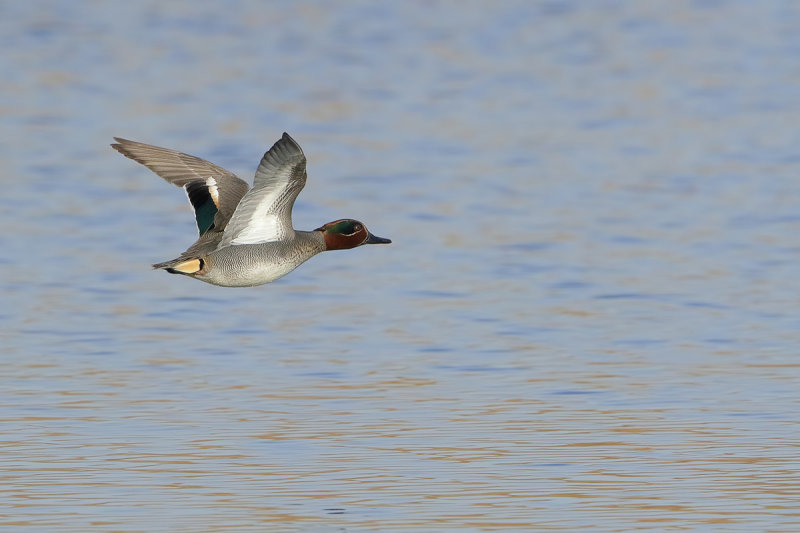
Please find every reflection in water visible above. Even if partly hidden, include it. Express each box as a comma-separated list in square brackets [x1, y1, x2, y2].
[2, 0, 800, 531]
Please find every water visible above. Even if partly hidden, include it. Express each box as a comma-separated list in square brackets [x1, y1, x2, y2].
[2, 1, 800, 530]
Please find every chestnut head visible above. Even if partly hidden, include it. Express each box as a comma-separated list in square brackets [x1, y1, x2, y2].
[315, 219, 391, 250]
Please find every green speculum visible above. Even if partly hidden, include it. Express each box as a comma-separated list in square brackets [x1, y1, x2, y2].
[194, 200, 217, 235]
[185, 182, 218, 235]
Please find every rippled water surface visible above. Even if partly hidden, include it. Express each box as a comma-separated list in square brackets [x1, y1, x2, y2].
[2, 1, 800, 530]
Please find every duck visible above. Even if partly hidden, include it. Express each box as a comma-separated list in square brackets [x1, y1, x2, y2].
[111, 132, 390, 287]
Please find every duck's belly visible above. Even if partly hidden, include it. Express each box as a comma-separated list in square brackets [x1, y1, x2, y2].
[199, 244, 317, 287]
[206, 261, 303, 287]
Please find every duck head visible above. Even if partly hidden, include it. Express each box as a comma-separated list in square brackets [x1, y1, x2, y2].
[315, 219, 391, 250]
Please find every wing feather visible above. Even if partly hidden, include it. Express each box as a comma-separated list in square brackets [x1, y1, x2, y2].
[111, 138, 250, 234]
[219, 133, 307, 247]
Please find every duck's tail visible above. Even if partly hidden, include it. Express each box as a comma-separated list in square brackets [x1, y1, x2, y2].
[152, 257, 204, 275]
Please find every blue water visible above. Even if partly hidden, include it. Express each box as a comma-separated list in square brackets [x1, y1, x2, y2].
[2, 1, 799, 531]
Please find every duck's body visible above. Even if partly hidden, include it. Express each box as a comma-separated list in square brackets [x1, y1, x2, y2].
[112, 133, 390, 287]
[186, 232, 326, 287]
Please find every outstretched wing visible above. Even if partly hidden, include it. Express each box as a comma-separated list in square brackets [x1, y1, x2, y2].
[218, 133, 307, 247]
[111, 138, 250, 235]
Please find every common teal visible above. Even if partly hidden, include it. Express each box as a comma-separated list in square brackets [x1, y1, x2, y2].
[112, 133, 390, 287]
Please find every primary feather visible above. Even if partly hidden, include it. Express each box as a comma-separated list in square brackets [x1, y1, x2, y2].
[111, 137, 250, 235]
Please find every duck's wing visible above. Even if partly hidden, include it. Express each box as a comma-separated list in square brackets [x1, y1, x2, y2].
[111, 138, 250, 235]
[218, 132, 307, 247]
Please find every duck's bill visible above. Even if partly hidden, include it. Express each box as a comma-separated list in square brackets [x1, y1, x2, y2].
[365, 233, 391, 244]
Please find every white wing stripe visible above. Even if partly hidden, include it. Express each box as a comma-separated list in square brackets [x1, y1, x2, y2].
[205, 177, 220, 207]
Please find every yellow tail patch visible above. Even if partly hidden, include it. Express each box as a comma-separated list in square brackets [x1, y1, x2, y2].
[171, 258, 202, 274]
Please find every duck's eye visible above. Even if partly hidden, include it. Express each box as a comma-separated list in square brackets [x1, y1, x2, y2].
[352, 223, 363, 233]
